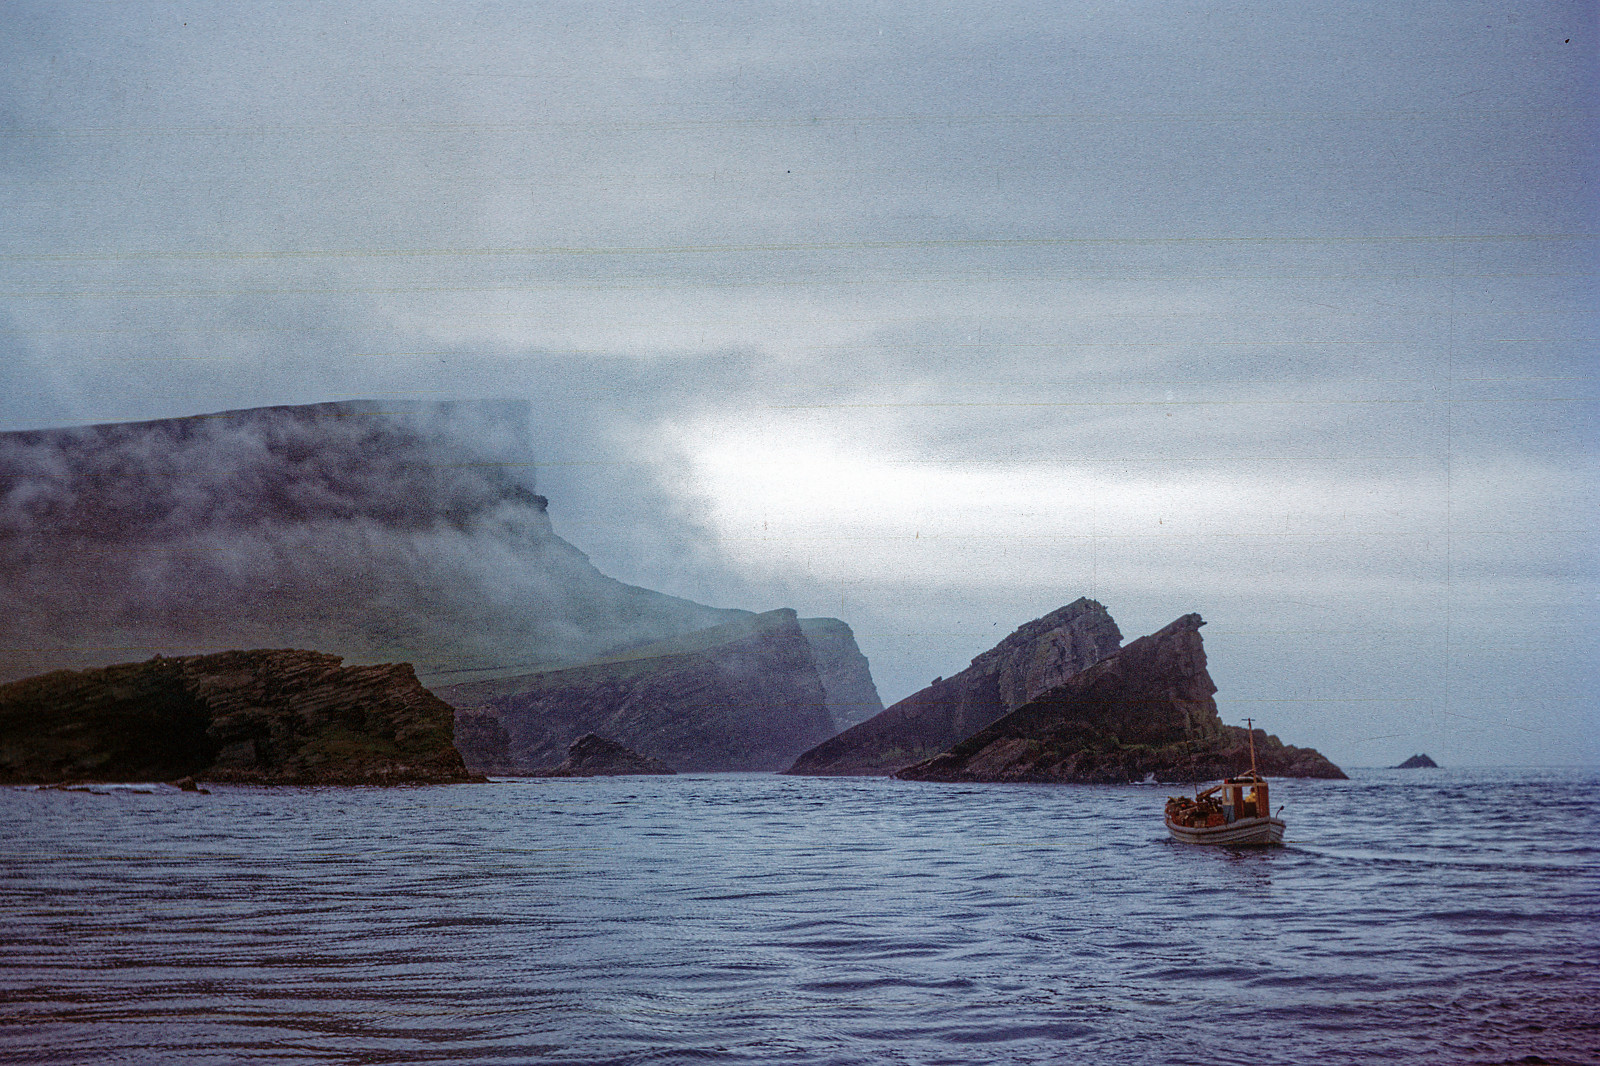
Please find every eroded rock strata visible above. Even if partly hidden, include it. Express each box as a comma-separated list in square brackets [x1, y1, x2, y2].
[535, 734, 676, 777]
[440, 609, 837, 773]
[0, 649, 478, 785]
[785, 598, 1123, 776]
[896, 614, 1345, 784]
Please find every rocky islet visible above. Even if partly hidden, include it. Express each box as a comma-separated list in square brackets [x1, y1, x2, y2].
[894, 614, 1345, 784]
[534, 734, 676, 777]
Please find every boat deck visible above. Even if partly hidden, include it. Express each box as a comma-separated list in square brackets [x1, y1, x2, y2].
[1165, 814, 1285, 846]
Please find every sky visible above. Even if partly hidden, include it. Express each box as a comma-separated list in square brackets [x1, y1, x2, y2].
[1, 0, 1595, 767]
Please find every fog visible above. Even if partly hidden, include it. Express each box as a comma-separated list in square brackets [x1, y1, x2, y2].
[0, 401, 740, 683]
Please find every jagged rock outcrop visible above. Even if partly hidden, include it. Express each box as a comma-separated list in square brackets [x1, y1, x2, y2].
[0, 649, 479, 785]
[0, 401, 745, 685]
[798, 617, 884, 730]
[535, 734, 676, 777]
[1394, 753, 1439, 768]
[896, 614, 1345, 784]
[785, 598, 1123, 776]
[439, 609, 837, 773]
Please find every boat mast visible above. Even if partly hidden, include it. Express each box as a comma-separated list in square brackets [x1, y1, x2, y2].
[1245, 716, 1258, 776]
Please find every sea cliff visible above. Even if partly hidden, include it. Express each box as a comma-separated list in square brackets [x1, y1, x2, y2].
[440, 609, 838, 773]
[0, 402, 745, 685]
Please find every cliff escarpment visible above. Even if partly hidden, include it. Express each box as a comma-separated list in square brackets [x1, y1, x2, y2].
[896, 614, 1345, 784]
[439, 609, 838, 773]
[0, 401, 744, 685]
[798, 617, 885, 730]
[0, 649, 478, 785]
[785, 598, 1123, 776]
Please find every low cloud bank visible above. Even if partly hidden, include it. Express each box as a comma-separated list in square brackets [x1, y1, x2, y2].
[0, 401, 742, 683]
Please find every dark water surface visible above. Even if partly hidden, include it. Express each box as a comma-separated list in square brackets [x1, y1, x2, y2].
[2, 769, 1596, 1065]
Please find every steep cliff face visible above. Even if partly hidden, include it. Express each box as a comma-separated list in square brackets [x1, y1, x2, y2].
[798, 617, 884, 731]
[0, 402, 744, 685]
[896, 614, 1345, 784]
[534, 734, 676, 777]
[0, 649, 477, 785]
[440, 609, 837, 773]
[452, 712, 517, 775]
[785, 598, 1123, 776]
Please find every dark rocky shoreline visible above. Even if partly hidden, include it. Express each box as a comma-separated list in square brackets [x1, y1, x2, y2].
[0, 649, 482, 786]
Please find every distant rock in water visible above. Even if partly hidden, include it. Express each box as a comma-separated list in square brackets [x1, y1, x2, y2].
[0, 649, 479, 785]
[785, 598, 1123, 776]
[439, 609, 837, 773]
[1394, 753, 1439, 768]
[896, 614, 1346, 784]
[535, 735, 676, 777]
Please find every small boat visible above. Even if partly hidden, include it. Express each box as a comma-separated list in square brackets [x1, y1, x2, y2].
[1164, 718, 1285, 846]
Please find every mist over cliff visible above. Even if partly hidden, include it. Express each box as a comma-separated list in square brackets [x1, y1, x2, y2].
[0, 401, 744, 683]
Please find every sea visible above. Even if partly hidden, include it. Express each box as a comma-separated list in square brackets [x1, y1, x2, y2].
[1, 768, 1595, 1065]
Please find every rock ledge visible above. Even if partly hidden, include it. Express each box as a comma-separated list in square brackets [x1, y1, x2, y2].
[0, 649, 481, 785]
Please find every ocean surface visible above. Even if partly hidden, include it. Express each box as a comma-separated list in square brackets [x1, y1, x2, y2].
[1, 768, 1595, 1065]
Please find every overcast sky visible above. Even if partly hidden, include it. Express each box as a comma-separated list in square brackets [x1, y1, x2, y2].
[2, 1, 1595, 767]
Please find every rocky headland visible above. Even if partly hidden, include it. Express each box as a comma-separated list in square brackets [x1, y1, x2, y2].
[534, 734, 676, 777]
[0, 649, 479, 785]
[896, 614, 1345, 784]
[439, 609, 838, 773]
[785, 598, 1123, 776]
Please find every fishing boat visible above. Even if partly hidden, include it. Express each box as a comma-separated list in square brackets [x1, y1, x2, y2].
[1164, 718, 1285, 846]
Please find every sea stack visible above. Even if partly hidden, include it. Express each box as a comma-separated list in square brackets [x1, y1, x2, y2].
[1393, 753, 1439, 768]
[785, 598, 1123, 776]
[896, 613, 1345, 784]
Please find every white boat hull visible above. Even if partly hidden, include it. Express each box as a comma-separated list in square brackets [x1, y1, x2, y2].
[1165, 814, 1285, 846]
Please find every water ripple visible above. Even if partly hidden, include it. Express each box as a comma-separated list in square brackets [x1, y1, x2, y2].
[1, 768, 1597, 1065]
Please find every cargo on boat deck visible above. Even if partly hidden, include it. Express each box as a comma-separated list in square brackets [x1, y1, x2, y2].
[1163, 718, 1286, 846]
